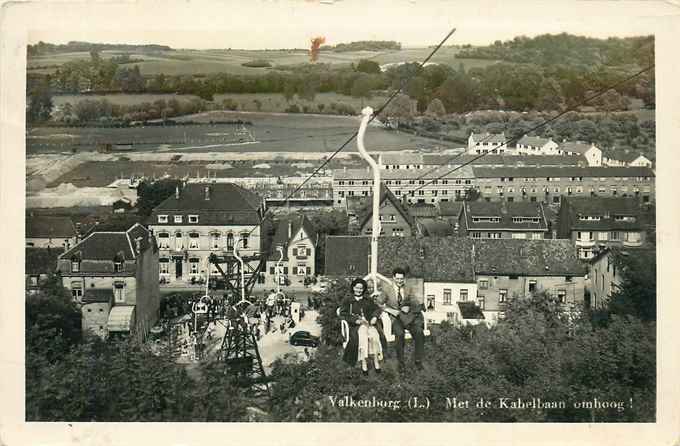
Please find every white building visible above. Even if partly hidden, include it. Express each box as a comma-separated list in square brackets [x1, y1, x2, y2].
[149, 183, 266, 286]
[515, 135, 559, 155]
[557, 141, 602, 167]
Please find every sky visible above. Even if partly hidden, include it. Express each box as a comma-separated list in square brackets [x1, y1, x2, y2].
[25, 0, 677, 50]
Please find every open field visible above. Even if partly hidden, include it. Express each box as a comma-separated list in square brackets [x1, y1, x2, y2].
[27, 111, 458, 154]
[28, 47, 497, 76]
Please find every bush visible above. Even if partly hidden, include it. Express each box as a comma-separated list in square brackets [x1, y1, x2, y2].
[241, 60, 272, 68]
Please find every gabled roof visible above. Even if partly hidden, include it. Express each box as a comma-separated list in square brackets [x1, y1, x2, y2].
[470, 132, 506, 145]
[473, 239, 585, 276]
[324, 236, 585, 280]
[26, 216, 77, 239]
[472, 166, 654, 179]
[619, 152, 650, 163]
[60, 223, 152, 261]
[324, 236, 371, 277]
[417, 219, 454, 237]
[438, 201, 464, 218]
[407, 203, 438, 218]
[25, 248, 63, 275]
[517, 135, 553, 148]
[333, 165, 475, 180]
[268, 214, 317, 260]
[153, 182, 262, 212]
[380, 153, 423, 165]
[358, 184, 414, 230]
[558, 141, 597, 154]
[464, 201, 548, 231]
[561, 197, 643, 230]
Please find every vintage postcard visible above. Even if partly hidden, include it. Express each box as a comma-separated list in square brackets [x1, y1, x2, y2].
[1, 0, 679, 444]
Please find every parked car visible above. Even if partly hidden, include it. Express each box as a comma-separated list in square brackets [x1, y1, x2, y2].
[289, 330, 320, 347]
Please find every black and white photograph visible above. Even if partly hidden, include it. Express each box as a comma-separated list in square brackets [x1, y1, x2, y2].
[2, 0, 680, 443]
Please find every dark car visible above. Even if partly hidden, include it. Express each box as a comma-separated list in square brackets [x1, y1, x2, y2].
[289, 330, 320, 347]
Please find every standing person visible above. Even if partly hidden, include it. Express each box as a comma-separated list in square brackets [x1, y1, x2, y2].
[339, 278, 383, 375]
[376, 267, 425, 371]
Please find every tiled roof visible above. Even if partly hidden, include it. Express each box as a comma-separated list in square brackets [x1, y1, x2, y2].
[268, 214, 317, 260]
[438, 201, 464, 217]
[417, 218, 454, 236]
[82, 289, 113, 304]
[517, 135, 553, 147]
[558, 141, 596, 154]
[358, 184, 414, 230]
[407, 203, 438, 218]
[324, 236, 371, 278]
[470, 132, 506, 144]
[324, 236, 585, 280]
[26, 216, 77, 239]
[472, 166, 655, 179]
[618, 152, 649, 163]
[562, 197, 643, 231]
[473, 239, 585, 276]
[458, 301, 485, 319]
[333, 165, 475, 180]
[25, 248, 63, 275]
[153, 183, 262, 212]
[60, 223, 152, 261]
[380, 153, 423, 165]
[464, 201, 548, 231]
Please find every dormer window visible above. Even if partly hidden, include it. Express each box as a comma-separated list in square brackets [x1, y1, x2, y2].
[71, 258, 81, 273]
[174, 215, 183, 224]
[158, 215, 168, 223]
[189, 215, 199, 223]
[114, 261, 124, 273]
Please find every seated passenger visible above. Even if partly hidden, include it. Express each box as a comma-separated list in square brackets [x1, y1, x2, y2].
[339, 278, 383, 375]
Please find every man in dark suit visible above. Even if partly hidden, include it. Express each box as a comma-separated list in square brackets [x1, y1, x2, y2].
[376, 267, 425, 370]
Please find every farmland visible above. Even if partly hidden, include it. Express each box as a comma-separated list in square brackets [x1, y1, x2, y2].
[28, 47, 496, 76]
[27, 111, 457, 154]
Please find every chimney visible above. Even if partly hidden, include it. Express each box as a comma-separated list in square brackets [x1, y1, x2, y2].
[204, 185, 210, 201]
[175, 186, 180, 200]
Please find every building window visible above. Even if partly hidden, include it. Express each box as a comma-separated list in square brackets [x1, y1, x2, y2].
[610, 231, 620, 241]
[210, 233, 220, 250]
[189, 258, 200, 275]
[29, 275, 39, 286]
[499, 289, 508, 303]
[479, 279, 489, 289]
[443, 289, 452, 305]
[557, 289, 567, 304]
[71, 259, 80, 273]
[528, 280, 537, 292]
[158, 232, 170, 249]
[426, 295, 435, 310]
[226, 233, 234, 250]
[159, 258, 169, 274]
[477, 296, 485, 310]
[114, 261, 123, 273]
[189, 215, 199, 223]
[626, 232, 641, 243]
[158, 215, 168, 223]
[175, 232, 183, 250]
[189, 232, 200, 249]
[174, 215, 183, 224]
[240, 233, 249, 249]
[459, 289, 468, 301]
[114, 281, 125, 303]
[598, 232, 608, 241]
